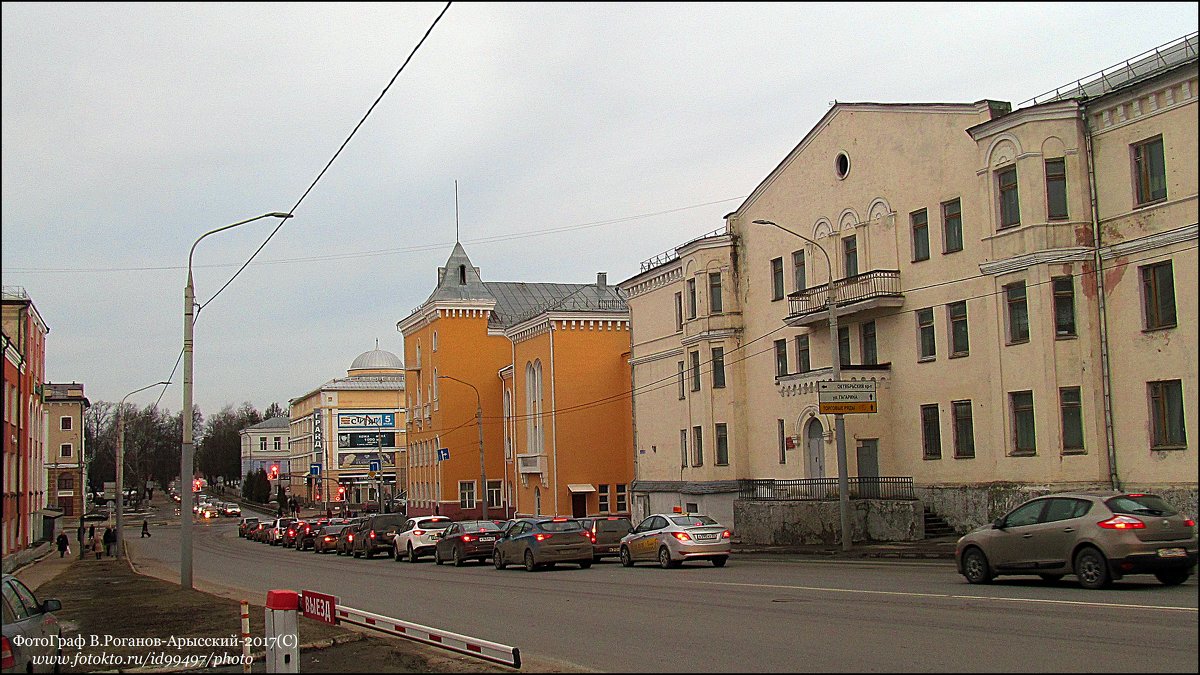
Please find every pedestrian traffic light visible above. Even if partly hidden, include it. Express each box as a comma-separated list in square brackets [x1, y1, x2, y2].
[269, 464, 279, 480]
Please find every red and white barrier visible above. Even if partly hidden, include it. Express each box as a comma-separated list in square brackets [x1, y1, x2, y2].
[334, 604, 521, 669]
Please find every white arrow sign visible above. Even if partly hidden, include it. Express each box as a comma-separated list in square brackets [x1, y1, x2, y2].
[818, 380, 877, 392]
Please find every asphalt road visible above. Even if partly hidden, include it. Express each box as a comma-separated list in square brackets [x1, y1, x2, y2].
[128, 508, 1199, 673]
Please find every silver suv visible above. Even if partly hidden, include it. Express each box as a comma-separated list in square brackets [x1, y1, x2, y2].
[955, 491, 1197, 589]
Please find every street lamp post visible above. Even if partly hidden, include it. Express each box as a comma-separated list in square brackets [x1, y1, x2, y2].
[753, 219, 852, 552]
[115, 381, 170, 560]
[437, 375, 486, 520]
[182, 212, 291, 589]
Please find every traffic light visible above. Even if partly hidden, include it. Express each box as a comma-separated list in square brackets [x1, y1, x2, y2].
[337, 485, 346, 501]
[268, 464, 279, 480]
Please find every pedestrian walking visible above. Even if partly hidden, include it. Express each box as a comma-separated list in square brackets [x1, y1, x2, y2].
[103, 526, 116, 557]
[56, 532, 70, 558]
[141, 519, 151, 538]
[88, 523, 95, 540]
[92, 531, 104, 559]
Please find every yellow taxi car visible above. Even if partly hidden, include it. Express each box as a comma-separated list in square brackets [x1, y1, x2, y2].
[619, 510, 731, 568]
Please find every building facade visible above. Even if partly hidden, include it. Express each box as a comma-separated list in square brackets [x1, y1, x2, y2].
[2, 286, 49, 554]
[239, 416, 291, 480]
[44, 382, 90, 521]
[621, 34, 1197, 540]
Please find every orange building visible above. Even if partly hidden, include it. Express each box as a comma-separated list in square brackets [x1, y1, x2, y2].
[397, 244, 633, 519]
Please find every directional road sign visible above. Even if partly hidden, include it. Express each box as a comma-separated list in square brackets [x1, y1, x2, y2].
[437, 448, 450, 462]
[818, 380, 879, 414]
[310, 463, 321, 477]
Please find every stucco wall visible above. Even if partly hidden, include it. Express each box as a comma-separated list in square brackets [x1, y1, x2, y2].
[734, 499, 923, 544]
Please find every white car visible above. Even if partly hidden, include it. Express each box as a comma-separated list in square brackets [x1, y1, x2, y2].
[619, 512, 732, 568]
[392, 515, 453, 562]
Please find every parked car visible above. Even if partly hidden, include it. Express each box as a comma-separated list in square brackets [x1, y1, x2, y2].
[2, 573, 62, 674]
[199, 504, 220, 520]
[313, 525, 348, 554]
[434, 520, 504, 566]
[956, 491, 1198, 589]
[577, 516, 634, 561]
[295, 521, 323, 551]
[392, 516, 454, 562]
[336, 519, 367, 556]
[349, 513, 409, 559]
[269, 518, 295, 546]
[493, 517, 593, 571]
[282, 520, 307, 548]
[619, 513, 731, 568]
[238, 517, 259, 538]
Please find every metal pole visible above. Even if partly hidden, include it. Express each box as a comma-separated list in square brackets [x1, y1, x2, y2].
[477, 402, 487, 520]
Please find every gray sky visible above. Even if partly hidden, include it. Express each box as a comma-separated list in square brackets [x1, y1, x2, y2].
[4, 2, 1197, 416]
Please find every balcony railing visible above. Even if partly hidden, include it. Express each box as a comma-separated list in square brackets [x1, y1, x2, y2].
[787, 269, 902, 320]
[737, 477, 915, 501]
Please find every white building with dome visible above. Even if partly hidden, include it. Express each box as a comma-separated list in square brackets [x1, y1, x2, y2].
[287, 344, 406, 511]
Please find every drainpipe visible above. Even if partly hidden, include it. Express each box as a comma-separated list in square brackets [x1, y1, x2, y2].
[549, 322, 559, 518]
[1082, 106, 1121, 490]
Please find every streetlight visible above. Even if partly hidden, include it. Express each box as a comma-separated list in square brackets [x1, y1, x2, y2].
[753, 219, 852, 552]
[437, 375, 487, 519]
[115, 381, 170, 559]
[182, 211, 292, 589]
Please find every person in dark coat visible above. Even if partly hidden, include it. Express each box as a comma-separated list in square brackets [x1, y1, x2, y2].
[56, 532, 70, 557]
[103, 526, 116, 557]
[141, 519, 151, 538]
[88, 523, 95, 540]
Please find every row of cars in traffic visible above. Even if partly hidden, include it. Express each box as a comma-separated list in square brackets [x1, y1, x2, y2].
[237, 510, 734, 570]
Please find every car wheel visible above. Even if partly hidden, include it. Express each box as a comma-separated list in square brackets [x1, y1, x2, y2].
[524, 549, 537, 572]
[434, 549, 444, 565]
[620, 546, 634, 567]
[578, 560, 592, 569]
[1038, 573, 1064, 583]
[408, 544, 419, 563]
[712, 556, 728, 568]
[658, 547, 676, 569]
[1154, 569, 1190, 586]
[961, 547, 993, 584]
[352, 548, 361, 558]
[1074, 546, 1111, 590]
[453, 547, 464, 567]
[494, 550, 506, 570]
[394, 545, 402, 561]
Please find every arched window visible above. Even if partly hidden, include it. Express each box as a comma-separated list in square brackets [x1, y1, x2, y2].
[533, 360, 544, 455]
[459, 264, 467, 284]
[503, 389, 512, 460]
[525, 363, 536, 454]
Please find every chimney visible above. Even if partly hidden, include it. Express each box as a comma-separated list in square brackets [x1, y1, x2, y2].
[596, 272, 607, 287]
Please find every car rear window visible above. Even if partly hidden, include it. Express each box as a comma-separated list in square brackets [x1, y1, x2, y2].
[538, 519, 583, 532]
[670, 515, 719, 527]
[458, 521, 502, 532]
[595, 518, 632, 532]
[322, 526, 346, 534]
[1106, 494, 1177, 517]
[372, 515, 407, 529]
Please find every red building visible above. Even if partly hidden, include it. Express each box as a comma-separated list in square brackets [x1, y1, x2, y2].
[3, 286, 50, 556]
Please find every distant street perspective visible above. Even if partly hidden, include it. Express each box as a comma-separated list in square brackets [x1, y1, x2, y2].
[3, 4, 1198, 673]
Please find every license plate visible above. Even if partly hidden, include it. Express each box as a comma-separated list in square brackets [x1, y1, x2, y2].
[479, 536, 495, 542]
[606, 546, 618, 552]
[1157, 547, 1187, 558]
[430, 534, 440, 541]
[695, 533, 717, 541]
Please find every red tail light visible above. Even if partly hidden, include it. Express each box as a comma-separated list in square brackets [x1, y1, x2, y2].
[585, 531, 596, 543]
[369, 531, 376, 539]
[305, 526, 311, 533]
[672, 532, 692, 542]
[2, 635, 14, 669]
[1184, 518, 1196, 527]
[413, 529, 425, 536]
[324, 536, 333, 541]
[1098, 515, 1145, 530]
[348, 535, 354, 542]
[535, 533, 553, 541]
[287, 529, 294, 536]
[722, 530, 732, 539]
[462, 535, 474, 542]
[551, 517, 568, 522]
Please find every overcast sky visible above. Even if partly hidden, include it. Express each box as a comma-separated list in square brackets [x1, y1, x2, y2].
[3, 2, 1196, 417]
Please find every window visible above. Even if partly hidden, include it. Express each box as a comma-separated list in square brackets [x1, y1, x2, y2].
[792, 250, 806, 291]
[1011, 391, 1036, 454]
[921, 404, 941, 459]
[680, 430, 688, 468]
[917, 308, 936, 360]
[778, 419, 787, 464]
[709, 272, 722, 313]
[998, 166, 1020, 228]
[843, 236, 858, 278]
[60, 416, 72, 431]
[487, 480, 502, 508]
[1149, 380, 1186, 448]
[1060, 387, 1084, 453]
[1133, 136, 1166, 205]
[1005, 281, 1029, 343]
[260, 438, 267, 452]
[948, 301, 969, 357]
[686, 278, 697, 319]
[674, 292, 683, 332]
[692, 426, 704, 466]
[1047, 276, 1076, 337]
[1141, 261, 1176, 330]
[911, 209, 930, 261]
[1045, 158, 1068, 220]
[771, 258, 784, 301]
[598, 484, 609, 512]
[689, 351, 701, 392]
[861, 321, 877, 366]
[838, 326, 851, 367]
[952, 400, 975, 459]
[458, 481, 476, 509]
[677, 361, 685, 400]
[715, 423, 729, 465]
[711, 347, 726, 389]
[774, 339, 788, 378]
[616, 484, 627, 512]
[60, 443, 72, 458]
[57, 474, 73, 490]
[274, 436, 282, 451]
[942, 199, 963, 253]
[432, 331, 437, 351]
[796, 335, 811, 374]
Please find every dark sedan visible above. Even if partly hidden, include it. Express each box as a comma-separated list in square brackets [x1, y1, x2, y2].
[434, 520, 504, 566]
[313, 525, 347, 554]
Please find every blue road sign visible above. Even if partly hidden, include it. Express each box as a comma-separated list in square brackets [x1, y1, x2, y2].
[437, 448, 450, 462]
[368, 459, 381, 473]
[310, 463, 321, 477]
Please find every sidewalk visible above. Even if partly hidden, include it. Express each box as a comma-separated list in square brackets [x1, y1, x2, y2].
[733, 536, 959, 560]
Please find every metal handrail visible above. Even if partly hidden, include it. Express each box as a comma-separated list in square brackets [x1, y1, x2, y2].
[738, 477, 915, 501]
[638, 224, 729, 272]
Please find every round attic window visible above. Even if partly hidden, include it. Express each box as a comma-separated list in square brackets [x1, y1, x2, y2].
[835, 152, 851, 180]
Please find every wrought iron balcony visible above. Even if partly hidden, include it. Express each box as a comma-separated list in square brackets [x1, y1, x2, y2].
[786, 269, 903, 327]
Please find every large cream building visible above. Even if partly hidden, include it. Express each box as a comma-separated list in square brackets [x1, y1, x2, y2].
[621, 34, 1197, 538]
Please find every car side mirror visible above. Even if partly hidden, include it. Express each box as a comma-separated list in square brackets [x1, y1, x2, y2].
[42, 599, 62, 613]
[992, 518, 1006, 530]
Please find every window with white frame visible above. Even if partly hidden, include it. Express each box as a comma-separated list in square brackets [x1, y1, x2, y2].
[616, 484, 627, 512]
[458, 481, 476, 509]
[598, 484, 609, 512]
[60, 416, 72, 431]
[60, 443, 72, 458]
[487, 480, 501, 508]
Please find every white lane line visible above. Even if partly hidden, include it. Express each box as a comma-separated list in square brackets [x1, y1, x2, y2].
[689, 580, 1198, 613]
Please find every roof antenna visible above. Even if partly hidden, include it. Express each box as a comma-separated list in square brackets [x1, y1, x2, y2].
[375, 338, 379, 350]
[455, 180, 460, 243]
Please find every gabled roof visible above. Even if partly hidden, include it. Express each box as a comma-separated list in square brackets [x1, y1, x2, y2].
[424, 242, 494, 305]
[244, 416, 290, 431]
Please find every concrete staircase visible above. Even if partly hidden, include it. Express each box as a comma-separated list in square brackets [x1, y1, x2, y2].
[923, 507, 957, 539]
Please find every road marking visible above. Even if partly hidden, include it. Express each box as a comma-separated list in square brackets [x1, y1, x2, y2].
[689, 580, 1198, 613]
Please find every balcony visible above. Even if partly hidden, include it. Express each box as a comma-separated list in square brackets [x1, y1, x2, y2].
[786, 269, 903, 327]
[517, 454, 547, 475]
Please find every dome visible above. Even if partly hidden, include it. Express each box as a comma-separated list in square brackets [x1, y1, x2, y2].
[349, 348, 403, 372]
